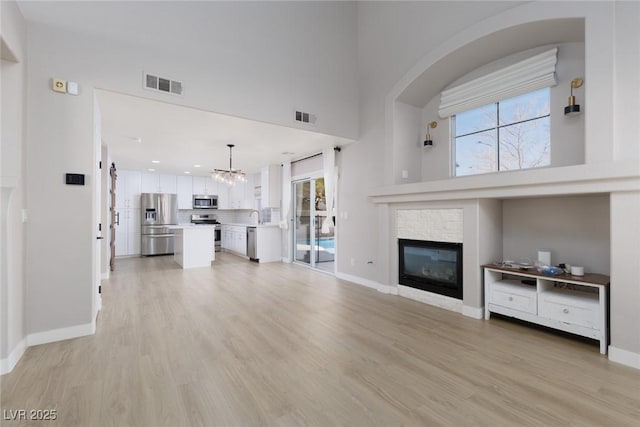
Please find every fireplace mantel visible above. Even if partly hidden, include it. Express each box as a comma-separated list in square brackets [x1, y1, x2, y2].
[369, 162, 640, 204]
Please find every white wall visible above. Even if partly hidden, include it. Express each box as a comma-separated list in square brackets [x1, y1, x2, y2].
[21, 2, 359, 339]
[337, 1, 521, 285]
[0, 0, 27, 373]
[610, 192, 640, 360]
[502, 195, 610, 274]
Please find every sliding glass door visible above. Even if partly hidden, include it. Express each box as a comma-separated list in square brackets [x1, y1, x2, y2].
[294, 180, 312, 264]
[293, 177, 335, 271]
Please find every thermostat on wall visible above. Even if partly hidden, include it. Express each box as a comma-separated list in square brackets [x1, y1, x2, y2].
[65, 173, 85, 185]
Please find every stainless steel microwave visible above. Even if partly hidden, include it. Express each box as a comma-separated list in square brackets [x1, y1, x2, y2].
[193, 195, 218, 209]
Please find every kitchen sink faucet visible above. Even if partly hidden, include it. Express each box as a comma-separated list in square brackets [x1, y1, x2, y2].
[250, 209, 261, 224]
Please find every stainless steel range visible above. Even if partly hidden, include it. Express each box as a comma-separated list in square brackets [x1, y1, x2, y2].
[191, 213, 221, 252]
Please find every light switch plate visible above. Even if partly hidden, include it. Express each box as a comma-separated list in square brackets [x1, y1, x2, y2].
[67, 81, 78, 95]
[53, 78, 66, 93]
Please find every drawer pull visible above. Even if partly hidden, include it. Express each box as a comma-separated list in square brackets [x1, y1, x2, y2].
[563, 308, 569, 314]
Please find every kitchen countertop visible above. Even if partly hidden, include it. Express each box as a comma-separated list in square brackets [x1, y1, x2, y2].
[219, 223, 281, 228]
[168, 224, 218, 230]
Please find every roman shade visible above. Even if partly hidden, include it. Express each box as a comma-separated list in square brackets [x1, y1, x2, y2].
[438, 47, 558, 118]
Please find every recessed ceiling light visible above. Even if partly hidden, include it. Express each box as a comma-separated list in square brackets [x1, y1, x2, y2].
[194, 164, 201, 168]
[184, 171, 191, 174]
[151, 160, 160, 164]
[282, 151, 295, 155]
[148, 168, 155, 172]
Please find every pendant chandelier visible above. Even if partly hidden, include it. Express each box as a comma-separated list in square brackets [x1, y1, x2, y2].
[212, 144, 246, 185]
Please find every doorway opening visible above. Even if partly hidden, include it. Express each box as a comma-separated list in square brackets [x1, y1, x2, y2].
[293, 177, 335, 273]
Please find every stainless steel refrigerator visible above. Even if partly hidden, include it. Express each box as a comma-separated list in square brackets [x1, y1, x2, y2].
[140, 193, 178, 256]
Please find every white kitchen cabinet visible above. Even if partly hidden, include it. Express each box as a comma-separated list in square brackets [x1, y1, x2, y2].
[225, 174, 256, 209]
[227, 182, 244, 209]
[115, 170, 141, 209]
[115, 208, 140, 256]
[217, 185, 229, 209]
[176, 175, 193, 210]
[483, 264, 609, 354]
[255, 226, 281, 262]
[221, 225, 247, 256]
[242, 174, 256, 209]
[192, 176, 218, 196]
[260, 164, 282, 208]
[141, 173, 177, 194]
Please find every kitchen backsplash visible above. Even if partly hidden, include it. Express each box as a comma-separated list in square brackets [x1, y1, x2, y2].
[177, 208, 280, 225]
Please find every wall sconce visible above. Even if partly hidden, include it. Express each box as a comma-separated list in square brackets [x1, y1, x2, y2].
[424, 121, 437, 146]
[564, 77, 584, 116]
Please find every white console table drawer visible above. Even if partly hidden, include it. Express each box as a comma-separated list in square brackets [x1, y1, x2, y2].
[539, 290, 599, 329]
[489, 280, 537, 314]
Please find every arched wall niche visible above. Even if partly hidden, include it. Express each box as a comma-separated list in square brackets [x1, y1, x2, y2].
[397, 18, 584, 108]
[384, 1, 614, 186]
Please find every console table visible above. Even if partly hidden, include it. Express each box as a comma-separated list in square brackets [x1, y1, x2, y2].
[483, 264, 609, 354]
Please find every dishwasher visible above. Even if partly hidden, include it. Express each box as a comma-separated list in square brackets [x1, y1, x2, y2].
[247, 227, 258, 262]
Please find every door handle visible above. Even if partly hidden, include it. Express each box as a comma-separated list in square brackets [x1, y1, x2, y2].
[96, 236, 103, 240]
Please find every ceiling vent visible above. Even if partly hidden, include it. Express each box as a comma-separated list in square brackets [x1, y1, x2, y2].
[294, 109, 317, 125]
[143, 72, 183, 96]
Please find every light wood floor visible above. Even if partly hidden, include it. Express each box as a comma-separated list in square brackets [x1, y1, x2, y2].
[2, 253, 639, 426]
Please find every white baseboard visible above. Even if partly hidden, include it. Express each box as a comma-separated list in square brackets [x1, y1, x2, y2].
[101, 271, 110, 280]
[378, 284, 399, 295]
[335, 272, 393, 294]
[281, 257, 291, 263]
[0, 338, 27, 375]
[398, 285, 463, 314]
[462, 305, 484, 319]
[27, 323, 95, 347]
[608, 346, 640, 370]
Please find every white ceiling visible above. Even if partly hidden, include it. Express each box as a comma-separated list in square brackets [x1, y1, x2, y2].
[18, 1, 354, 177]
[98, 90, 352, 176]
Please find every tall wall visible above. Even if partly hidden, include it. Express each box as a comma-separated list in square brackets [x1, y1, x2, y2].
[22, 2, 358, 338]
[0, 0, 27, 373]
[340, 1, 522, 285]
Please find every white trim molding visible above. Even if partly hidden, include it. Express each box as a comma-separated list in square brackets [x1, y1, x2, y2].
[27, 323, 95, 347]
[608, 346, 640, 370]
[462, 305, 484, 319]
[336, 272, 394, 294]
[101, 271, 110, 280]
[0, 338, 27, 375]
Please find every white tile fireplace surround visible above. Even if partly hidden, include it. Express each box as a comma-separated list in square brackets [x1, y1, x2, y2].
[394, 202, 501, 319]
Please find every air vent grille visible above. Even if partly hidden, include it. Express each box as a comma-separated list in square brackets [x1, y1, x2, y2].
[294, 109, 316, 125]
[143, 72, 183, 96]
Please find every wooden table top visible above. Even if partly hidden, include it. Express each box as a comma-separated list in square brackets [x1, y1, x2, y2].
[482, 263, 610, 287]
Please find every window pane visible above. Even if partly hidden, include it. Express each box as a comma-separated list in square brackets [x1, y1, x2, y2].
[455, 103, 496, 136]
[499, 117, 550, 171]
[499, 88, 550, 125]
[455, 130, 497, 176]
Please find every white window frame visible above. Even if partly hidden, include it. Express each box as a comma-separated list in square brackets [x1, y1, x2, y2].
[450, 88, 551, 176]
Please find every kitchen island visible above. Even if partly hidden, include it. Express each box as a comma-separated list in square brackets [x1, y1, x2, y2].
[168, 225, 216, 269]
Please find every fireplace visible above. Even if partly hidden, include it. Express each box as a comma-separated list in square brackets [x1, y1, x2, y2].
[398, 239, 463, 299]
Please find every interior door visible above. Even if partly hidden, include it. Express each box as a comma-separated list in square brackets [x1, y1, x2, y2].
[110, 164, 117, 269]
